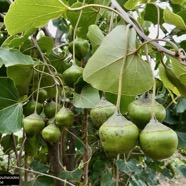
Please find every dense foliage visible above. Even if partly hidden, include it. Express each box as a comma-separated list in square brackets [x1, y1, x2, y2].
[1, 0, 186, 185]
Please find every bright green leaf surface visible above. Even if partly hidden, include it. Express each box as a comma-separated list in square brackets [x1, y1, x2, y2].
[171, 57, 186, 78]
[4, 0, 67, 35]
[124, 0, 140, 10]
[163, 8, 186, 30]
[0, 103, 23, 134]
[87, 24, 104, 53]
[0, 77, 19, 110]
[83, 25, 153, 96]
[7, 64, 34, 96]
[73, 84, 100, 108]
[0, 47, 38, 67]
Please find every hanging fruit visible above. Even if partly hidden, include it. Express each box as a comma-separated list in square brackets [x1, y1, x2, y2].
[90, 97, 116, 128]
[99, 111, 139, 157]
[55, 107, 75, 129]
[42, 124, 61, 143]
[127, 93, 166, 129]
[139, 118, 178, 160]
[62, 65, 83, 88]
[44, 101, 61, 119]
[23, 113, 45, 135]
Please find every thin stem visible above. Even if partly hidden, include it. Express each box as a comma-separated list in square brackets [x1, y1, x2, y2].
[10, 165, 75, 186]
[116, 24, 131, 112]
[127, 38, 180, 57]
[151, 79, 156, 119]
[72, 0, 86, 64]
[116, 154, 120, 186]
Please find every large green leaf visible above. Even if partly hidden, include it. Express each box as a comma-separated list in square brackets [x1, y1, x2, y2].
[0, 103, 23, 134]
[7, 64, 34, 96]
[124, 0, 140, 10]
[0, 77, 23, 134]
[83, 25, 153, 96]
[171, 57, 186, 78]
[163, 8, 186, 30]
[66, 2, 99, 38]
[0, 77, 19, 110]
[0, 47, 38, 67]
[4, 0, 67, 35]
[73, 84, 100, 108]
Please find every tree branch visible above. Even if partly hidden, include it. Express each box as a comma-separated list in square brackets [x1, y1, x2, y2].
[110, 0, 186, 61]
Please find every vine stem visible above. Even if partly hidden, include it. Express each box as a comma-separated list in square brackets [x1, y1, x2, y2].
[151, 79, 156, 119]
[116, 154, 120, 186]
[72, 0, 86, 64]
[116, 24, 131, 112]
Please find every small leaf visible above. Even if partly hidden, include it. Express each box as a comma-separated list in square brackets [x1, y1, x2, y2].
[101, 172, 115, 186]
[176, 124, 186, 148]
[173, 98, 186, 114]
[0, 103, 23, 134]
[124, 0, 141, 10]
[144, 3, 164, 24]
[0, 47, 38, 67]
[177, 9, 186, 24]
[1, 135, 18, 154]
[0, 77, 19, 110]
[158, 64, 180, 96]
[163, 8, 186, 30]
[24, 176, 54, 186]
[66, 2, 99, 38]
[87, 24, 104, 53]
[73, 84, 100, 108]
[4, 0, 67, 35]
[37, 36, 54, 55]
[7, 64, 34, 96]
[83, 25, 153, 96]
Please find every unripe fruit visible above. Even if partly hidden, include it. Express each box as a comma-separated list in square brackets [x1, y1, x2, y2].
[44, 101, 61, 119]
[99, 111, 139, 156]
[42, 124, 61, 143]
[90, 97, 116, 128]
[63, 65, 83, 88]
[23, 100, 43, 116]
[33, 88, 48, 103]
[68, 38, 90, 60]
[55, 107, 75, 129]
[128, 93, 166, 129]
[139, 118, 178, 160]
[23, 113, 45, 135]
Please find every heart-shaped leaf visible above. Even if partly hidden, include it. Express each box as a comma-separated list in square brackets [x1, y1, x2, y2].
[83, 25, 153, 96]
[4, 0, 67, 35]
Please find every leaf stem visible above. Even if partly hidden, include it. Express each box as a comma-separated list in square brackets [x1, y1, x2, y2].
[116, 24, 131, 112]
[151, 79, 156, 119]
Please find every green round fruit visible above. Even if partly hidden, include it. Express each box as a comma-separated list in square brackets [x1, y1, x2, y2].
[127, 93, 166, 129]
[55, 107, 75, 128]
[0, 0, 10, 13]
[23, 100, 43, 116]
[44, 101, 61, 119]
[63, 65, 83, 88]
[99, 112, 139, 156]
[90, 97, 116, 128]
[42, 124, 61, 143]
[139, 119, 178, 160]
[68, 38, 90, 60]
[23, 113, 45, 135]
[33, 88, 48, 103]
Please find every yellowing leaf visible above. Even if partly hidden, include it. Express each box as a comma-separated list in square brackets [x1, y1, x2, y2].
[4, 0, 68, 35]
[83, 25, 153, 96]
[163, 8, 186, 30]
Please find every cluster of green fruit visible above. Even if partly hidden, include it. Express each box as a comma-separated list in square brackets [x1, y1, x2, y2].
[22, 37, 90, 142]
[90, 94, 178, 160]
[22, 88, 75, 143]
